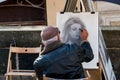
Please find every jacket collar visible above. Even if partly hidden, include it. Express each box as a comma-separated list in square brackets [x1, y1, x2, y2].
[41, 41, 64, 55]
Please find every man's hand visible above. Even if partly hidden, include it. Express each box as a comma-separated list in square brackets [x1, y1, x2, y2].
[80, 29, 88, 41]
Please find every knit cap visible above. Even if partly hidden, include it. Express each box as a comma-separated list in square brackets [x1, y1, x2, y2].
[41, 26, 59, 41]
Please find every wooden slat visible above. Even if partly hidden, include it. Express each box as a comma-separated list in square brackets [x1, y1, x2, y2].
[5, 72, 35, 76]
[10, 47, 41, 53]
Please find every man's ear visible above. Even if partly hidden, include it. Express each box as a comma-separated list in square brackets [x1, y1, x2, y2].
[41, 40, 45, 46]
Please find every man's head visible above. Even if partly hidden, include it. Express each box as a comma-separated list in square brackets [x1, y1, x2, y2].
[41, 26, 60, 45]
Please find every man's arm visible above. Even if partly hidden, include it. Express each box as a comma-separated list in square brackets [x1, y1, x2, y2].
[80, 29, 94, 62]
[33, 56, 48, 80]
[80, 41, 94, 62]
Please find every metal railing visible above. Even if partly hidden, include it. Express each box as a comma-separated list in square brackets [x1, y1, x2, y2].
[99, 27, 116, 80]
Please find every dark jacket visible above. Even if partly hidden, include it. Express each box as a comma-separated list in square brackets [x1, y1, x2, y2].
[33, 41, 94, 79]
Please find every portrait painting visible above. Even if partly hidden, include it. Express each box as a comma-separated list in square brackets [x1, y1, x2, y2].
[57, 12, 98, 69]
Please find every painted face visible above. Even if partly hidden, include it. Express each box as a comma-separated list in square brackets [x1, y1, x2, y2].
[69, 23, 82, 40]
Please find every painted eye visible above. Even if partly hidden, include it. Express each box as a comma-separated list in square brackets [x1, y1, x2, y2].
[72, 28, 76, 31]
[72, 27, 77, 31]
